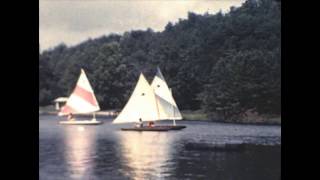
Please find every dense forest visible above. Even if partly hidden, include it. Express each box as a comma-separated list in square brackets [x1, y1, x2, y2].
[39, 0, 281, 121]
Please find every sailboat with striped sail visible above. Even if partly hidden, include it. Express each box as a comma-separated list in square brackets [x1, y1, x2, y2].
[151, 67, 186, 130]
[58, 69, 102, 125]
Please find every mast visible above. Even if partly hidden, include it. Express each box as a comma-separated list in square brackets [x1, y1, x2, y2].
[92, 112, 96, 121]
[154, 92, 160, 121]
[170, 88, 176, 126]
[173, 107, 176, 126]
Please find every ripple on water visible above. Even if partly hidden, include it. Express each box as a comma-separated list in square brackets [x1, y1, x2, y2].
[39, 116, 281, 180]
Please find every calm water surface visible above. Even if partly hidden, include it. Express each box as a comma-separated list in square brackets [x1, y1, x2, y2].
[39, 115, 281, 180]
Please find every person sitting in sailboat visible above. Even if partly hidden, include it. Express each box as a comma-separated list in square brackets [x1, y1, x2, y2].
[148, 121, 155, 128]
[135, 118, 143, 128]
[67, 113, 75, 121]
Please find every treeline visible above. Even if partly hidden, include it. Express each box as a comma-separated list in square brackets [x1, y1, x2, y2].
[39, 0, 281, 121]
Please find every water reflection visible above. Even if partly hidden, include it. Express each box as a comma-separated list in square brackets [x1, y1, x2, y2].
[63, 126, 97, 179]
[170, 144, 281, 180]
[40, 116, 281, 180]
[116, 131, 175, 180]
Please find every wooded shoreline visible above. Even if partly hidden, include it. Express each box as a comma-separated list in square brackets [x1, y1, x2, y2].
[39, 106, 280, 125]
[40, 0, 281, 121]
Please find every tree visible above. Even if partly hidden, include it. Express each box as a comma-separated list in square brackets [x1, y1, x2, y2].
[39, 0, 281, 122]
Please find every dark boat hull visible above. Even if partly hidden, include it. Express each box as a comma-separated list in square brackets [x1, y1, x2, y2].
[121, 125, 186, 131]
[156, 125, 186, 130]
[121, 127, 170, 131]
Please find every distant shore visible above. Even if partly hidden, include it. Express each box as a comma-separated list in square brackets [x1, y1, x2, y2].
[181, 110, 281, 126]
[39, 107, 118, 118]
[39, 106, 281, 125]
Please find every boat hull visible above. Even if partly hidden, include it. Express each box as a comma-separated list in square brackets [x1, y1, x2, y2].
[120, 125, 186, 131]
[59, 120, 103, 125]
[159, 125, 186, 130]
[121, 127, 170, 131]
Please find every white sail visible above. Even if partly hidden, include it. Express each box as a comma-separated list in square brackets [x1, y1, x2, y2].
[59, 69, 100, 116]
[151, 67, 182, 120]
[112, 73, 159, 124]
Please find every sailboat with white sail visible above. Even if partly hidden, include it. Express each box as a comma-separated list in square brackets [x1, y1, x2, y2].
[58, 69, 102, 125]
[113, 73, 168, 131]
[150, 67, 186, 130]
[112, 72, 185, 131]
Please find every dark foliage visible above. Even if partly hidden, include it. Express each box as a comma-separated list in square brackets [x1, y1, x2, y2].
[39, 0, 280, 120]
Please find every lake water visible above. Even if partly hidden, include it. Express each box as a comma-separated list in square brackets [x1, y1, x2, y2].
[39, 115, 281, 180]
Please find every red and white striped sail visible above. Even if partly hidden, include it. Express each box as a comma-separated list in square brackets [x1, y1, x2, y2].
[59, 69, 100, 116]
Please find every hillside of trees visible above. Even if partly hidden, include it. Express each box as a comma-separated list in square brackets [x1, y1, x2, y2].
[39, 0, 281, 122]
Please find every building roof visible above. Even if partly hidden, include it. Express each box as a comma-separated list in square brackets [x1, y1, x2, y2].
[54, 97, 69, 102]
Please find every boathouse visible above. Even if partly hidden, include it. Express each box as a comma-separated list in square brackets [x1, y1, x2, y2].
[53, 97, 68, 110]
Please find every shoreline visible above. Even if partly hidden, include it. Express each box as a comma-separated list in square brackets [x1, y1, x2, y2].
[38, 110, 118, 118]
[183, 119, 281, 126]
[39, 110, 280, 126]
[39, 105, 280, 125]
[181, 110, 281, 126]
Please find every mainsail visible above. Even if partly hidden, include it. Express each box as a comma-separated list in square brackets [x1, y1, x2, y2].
[151, 67, 182, 120]
[59, 69, 100, 116]
[112, 73, 159, 124]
